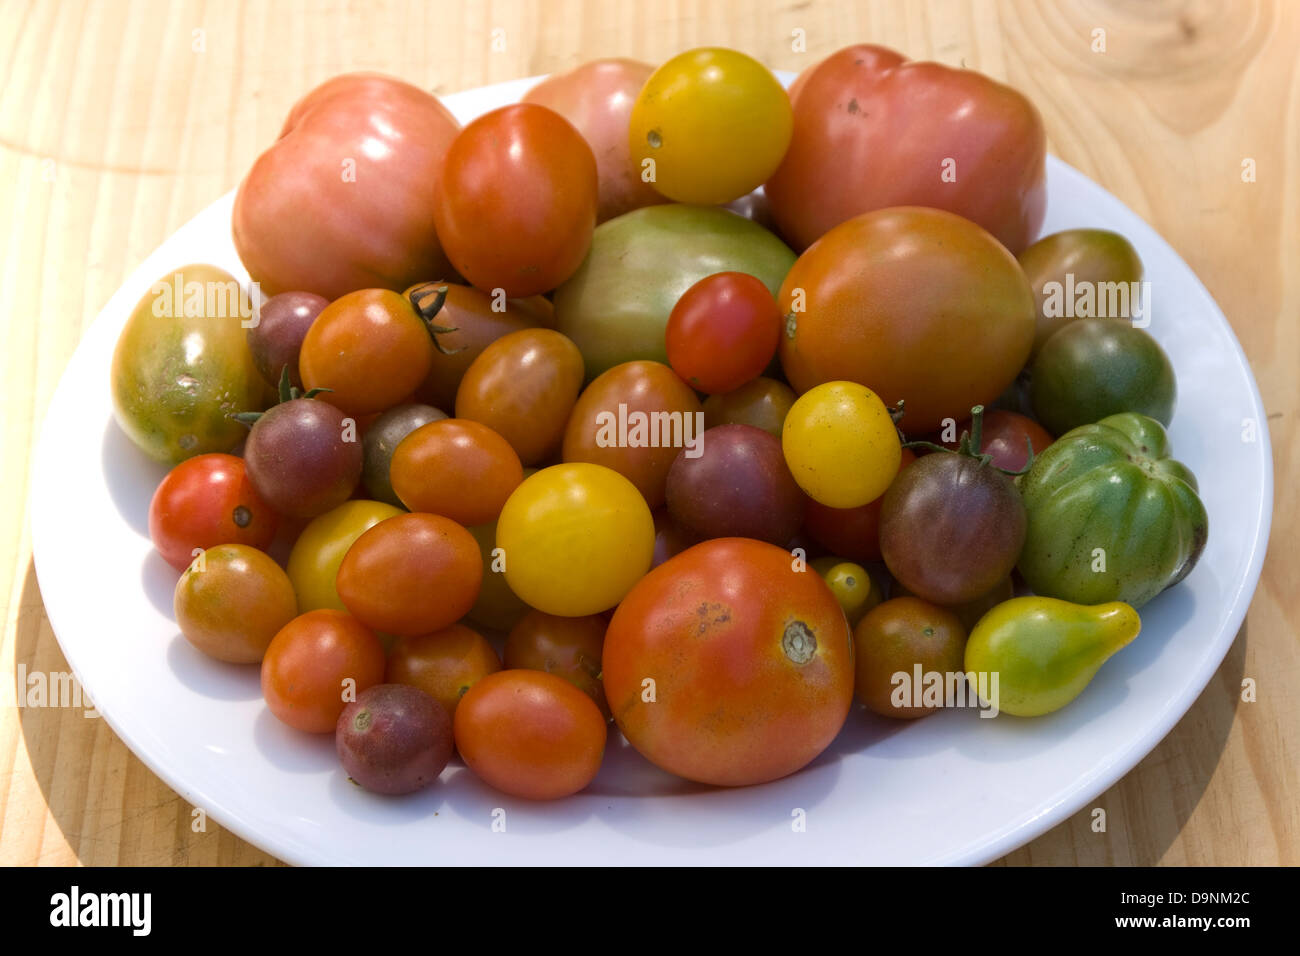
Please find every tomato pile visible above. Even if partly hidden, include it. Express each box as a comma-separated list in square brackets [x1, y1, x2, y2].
[110, 44, 1209, 800]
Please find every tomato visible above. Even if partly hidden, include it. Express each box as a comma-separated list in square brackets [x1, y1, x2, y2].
[385, 624, 502, 719]
[504, 610, 609, 717]
[852, 597, 967, 719]
[604, 538, 854, 786]
[522, 58, 667, 223]
[1018, 228, 1145, 357]
[233, 74, 460, 300]
[496, 463, 654, 617]
[1030, 319, 1175, 436]
[298, 288, 436, 418]
[112, 265, 266, 464]
[937, 409, 1053, 474]
[779, 207, 1036, 434]
[782, 381, 902, 509]
[361, 403, 448, 506]
[651, 507, 700, 569]
[242, 396, 364, 519]
[409, 283, 549, 410]
[892, 575, 1013, 634]
[455, 329, 585, 465]
[801, 448, 915, 562]
[464, 520, 530, 632]
[554, 204, 795, 380]
[766, 45, 1046, 254]
[286, 500, 402, 612]
[629, 48, 793, 205]
[336, 513, 482, 636]
[388, 418, 522, 525]
[810, 557, 881, 628]
[149, 453, 279, 571]
[664, 272, 781, 394]
[261, 609, 387, 733]
[562, 360, 703, 509]
[454, 670, 607, 800]
[434, 104, 597, 296]
[247, 291, 328, 389]
[174, 544, 298, 663]
[702, 376, 796, 438]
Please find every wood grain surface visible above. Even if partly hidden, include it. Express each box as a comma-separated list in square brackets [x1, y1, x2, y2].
[1, 0, 1295, 866]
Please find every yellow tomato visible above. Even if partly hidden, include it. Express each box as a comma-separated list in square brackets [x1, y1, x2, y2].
[811, 557, 882, 627]
[496, 463, 655, 616]
[782, 381, 902, 508]
[287, 500, 403, 612]
[629, 48, 793, 205]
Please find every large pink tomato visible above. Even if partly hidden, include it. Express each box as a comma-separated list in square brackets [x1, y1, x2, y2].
[233, 73, 460, 301]
[765, 45, 1046, 254]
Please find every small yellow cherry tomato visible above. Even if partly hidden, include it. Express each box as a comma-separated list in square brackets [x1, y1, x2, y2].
[287, 500, 403, 612]
[782, 381, 902, 508]
[629, 47, 793, 205]
[811, 558, 882, 627]
[497, 463, 655, 616]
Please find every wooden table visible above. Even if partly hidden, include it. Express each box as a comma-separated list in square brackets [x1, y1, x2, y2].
[1, 0, 1295, 866]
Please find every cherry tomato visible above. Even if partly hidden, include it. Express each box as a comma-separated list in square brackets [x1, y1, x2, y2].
[810, 557, 881, 628]
[504, 610, 609, 717]
[385, 624, 502, 719]
[149, 453, 279, 571]
[261, 609, 387, 733]
[433, 104, 598, 296]
[801, 448, 916, 562]
[455, 328, 585, 465]
[651, 507, 701, 568]
[389, 419, 523, 526]
[665, 272, 781, 394]
[852, 597, 967, 719]
[892, 575, 1014, 634]
[782, 381, 902, 508]
[562, 360, 703, 509]
[937, 409, 1054, 474]
[336, 513, 482, 636]
[454, 670, 607, 800]
[702, 376, 796, 437]
[629, 48, 793, 205]
[496, 463, 654, 617]
[286, 500, 402, 612]
[174, 544, 298, 663]
[464, 520, 530, 632]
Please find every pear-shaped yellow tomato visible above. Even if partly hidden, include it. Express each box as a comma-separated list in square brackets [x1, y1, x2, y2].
[964, 596, 1141, 717]
[286, 500, 402, 612]
[496, 463, 654, 617]
[782, 381, 902, 508]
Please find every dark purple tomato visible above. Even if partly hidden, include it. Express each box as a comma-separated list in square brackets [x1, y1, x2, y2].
[247, 291, 328, 389]
[650, 507, 701, 568]
[244, 398, 363, 518]
[336, 684, 454, 795]
[361, 403, 448, 507]
[664, 423, 806, 545]
[879, 451, 1026, 605]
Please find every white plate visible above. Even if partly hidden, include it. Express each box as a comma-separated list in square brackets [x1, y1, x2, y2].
[31, 75, 1272, 866]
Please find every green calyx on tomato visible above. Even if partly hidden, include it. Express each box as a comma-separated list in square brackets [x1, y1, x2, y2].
[1017, 412, 1207, 609]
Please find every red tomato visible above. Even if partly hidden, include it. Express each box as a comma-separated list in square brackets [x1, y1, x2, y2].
[802, 448, 915, 562]
[454, 670, 607, 800]
[149, 454, 279, 571]
[433, 104, 598, 296]
[233, 74, 460, 300]
[937, 409, 1054, 473]
[766, 45, 1046, 254]
[522, 59, 667, 223]
[665, 272, 781, 394]
[603, 538, 854, 786]
[261, 609, 387, 733]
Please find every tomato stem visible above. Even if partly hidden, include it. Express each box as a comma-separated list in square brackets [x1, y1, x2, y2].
[408, 282, 465, 355]
[902, 404, 1037, 476]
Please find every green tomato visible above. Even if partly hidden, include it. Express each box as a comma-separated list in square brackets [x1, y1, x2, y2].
[1017, 413, 1207, 608]
[111, 263, 267, 463]
[1017, 228, 1144, 357]
[1030, 319, 1175, 436]
[554, 204, 795, 380]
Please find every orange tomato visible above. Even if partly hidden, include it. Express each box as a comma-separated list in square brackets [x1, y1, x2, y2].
[385, 624, 502, 719]
[389, 419, 523, 525]
[504, 610, 609, 717]
[261, 609, 386, 733]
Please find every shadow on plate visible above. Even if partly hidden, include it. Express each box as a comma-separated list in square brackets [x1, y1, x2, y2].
[165, 633, 261, 702]
[102, 416, 166, 539]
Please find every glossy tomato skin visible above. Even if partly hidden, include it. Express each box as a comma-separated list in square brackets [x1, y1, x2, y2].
[385, 624, 502, 719]
[454, 670, 607, 800]
[603, 538, 854, 787]
[802, 448, 916, 562]
[361, 403, 448, 506]
[937, 409, 1053, 474]
[243, 398, 363, 519]
[261, 609, 387, 733]
[336, 513, 482, 636]
[766, 45, 1046, 254]
[286, 500, 403, 612]
[233, 74, 460, 300]
[852, 597, 967, 719]
[522, 58, 666, 223]
[504, 610, 610, 718]
[665, 272, 781, 394]
[562, 360, 703, 509]
[434, 104, 598, 296]
[336, 684, 454, 795]
[779, 207, 1035, 434]
[455, 329, 585, 465]
[149, 454, 279, 570]
[702, 376, 796, 438]
[389, 419, 523, 525]
[247, 291, 328, 389]
[174, 544, 298, 663]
